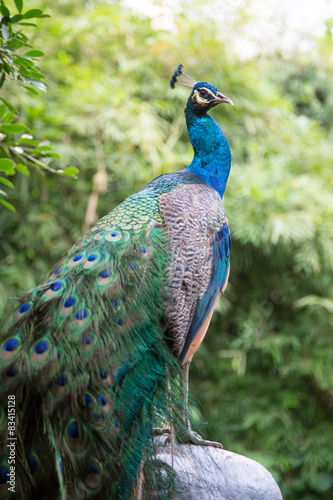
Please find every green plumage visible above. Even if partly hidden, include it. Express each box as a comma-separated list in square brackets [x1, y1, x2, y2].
[0, 174, 201, 499]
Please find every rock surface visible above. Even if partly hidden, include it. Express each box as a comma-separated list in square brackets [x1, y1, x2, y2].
[155, 441, 283, 499]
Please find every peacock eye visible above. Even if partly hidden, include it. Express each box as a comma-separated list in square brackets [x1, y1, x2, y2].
[199, 89, 208, 97]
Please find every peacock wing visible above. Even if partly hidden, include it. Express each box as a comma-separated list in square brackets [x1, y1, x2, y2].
[159, 183, 230, 364]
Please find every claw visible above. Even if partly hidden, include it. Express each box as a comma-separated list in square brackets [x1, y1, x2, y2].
[175, 428, 223, 449]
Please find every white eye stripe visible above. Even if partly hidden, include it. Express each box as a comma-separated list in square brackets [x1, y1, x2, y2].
[198, 87, 216, 98]
[193, 88, 216, 104]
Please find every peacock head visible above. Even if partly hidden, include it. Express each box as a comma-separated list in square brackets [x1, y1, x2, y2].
[170, 63, 233, 116]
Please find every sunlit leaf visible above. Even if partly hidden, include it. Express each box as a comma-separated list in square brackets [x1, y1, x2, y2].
[0, 176, 14, 188]
[15, 163, 30, 175]
[0, 123, 28, 133]
[0, 98, 17, 113]
[23, 9, 43, 19]
[61, 167, 79, 178]
[0, 159, 15, 172]
[14, 0, 23, 13]
[0, 198, 15, 211]
[25, 50, 44, 57]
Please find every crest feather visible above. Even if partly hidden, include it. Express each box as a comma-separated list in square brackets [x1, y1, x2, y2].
[170, 64, 197, 89]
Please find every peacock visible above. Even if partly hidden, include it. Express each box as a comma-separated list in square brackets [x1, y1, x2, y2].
[0, 64, 233, 499]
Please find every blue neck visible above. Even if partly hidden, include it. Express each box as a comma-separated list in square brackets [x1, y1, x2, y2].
[182, 101, 231, 198]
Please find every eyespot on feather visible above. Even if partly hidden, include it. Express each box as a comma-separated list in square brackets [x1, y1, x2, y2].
[97, 270, 112, 287]
[3, 365, 20, 387]
[114, 316, 132, 334]
[98, 369, 113, 385]
[128, 263, 137, 274]
[138, 247, 150, 258]
[65, 420, 86, 453]
[29, 338, 55, 367]
[80, 333, 96, 353]
[68, 254, 85, 268]
[1, 338, 21, 362]
[0, 465, 10, 487]
[84, 461, 103, 490]
[60, 296, 76, 315]
[84, 253, 100, 269]
[105, 231, 122, 243]
[28, 455, 40, 476]
[98, 395, 113, 415]
[74, 309, 90, 328]
[83, 393, 95, 408]
[16, 302, 32, 320]
[44, 280, 65, 298]
[51, 373, 70, 398]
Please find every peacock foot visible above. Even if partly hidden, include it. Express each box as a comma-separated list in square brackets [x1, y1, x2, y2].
[174, 428, 223, 449]
[157, 426, 223, 449]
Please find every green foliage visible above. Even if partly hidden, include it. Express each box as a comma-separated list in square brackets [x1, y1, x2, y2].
[0, 0, 78, 210]
[0, 1, 332, 498]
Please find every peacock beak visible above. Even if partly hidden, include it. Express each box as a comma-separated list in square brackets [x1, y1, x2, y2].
[214, 91, 234, 106]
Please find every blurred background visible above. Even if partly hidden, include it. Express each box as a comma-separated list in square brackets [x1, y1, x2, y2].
[1, 0, 333, 498]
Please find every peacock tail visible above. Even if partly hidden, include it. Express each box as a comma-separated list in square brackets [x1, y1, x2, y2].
[0, 66, 233, 499]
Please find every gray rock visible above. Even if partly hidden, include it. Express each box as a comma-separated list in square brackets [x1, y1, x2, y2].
[154, 440, 283, 499]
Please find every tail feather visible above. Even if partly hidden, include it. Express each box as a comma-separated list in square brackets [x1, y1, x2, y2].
[0, 219, 188, 498]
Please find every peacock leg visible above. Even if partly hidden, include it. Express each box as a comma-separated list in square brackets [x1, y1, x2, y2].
[155, 361, 223, 448]
[174, 359, 223, 449]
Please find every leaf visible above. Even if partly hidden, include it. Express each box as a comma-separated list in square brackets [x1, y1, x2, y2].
[0, 71, 5, 88]
[0, 98, 17, 113]
[0, 189, 7, 196]
[13, 55, 33, 66]
[18, 137, 37, 146]
[44, 152, 61, 159]
[0, 123, 28, 133]
[3, 111, 15, 123]
[23, 9, 43, 19]
[15, 163, 29, 175]
[0, 5, 10, 17]
[23, 85, 39, 95]
[0, 45, 14, 51]
[0, 104, 6, 117]
[62, 167, 79, 178]
[17, 22, 36, 27]
[0, 176, 14, 188]
[11, 14, 23, 23]
[14, 0, 23, 13]
[0, 198, 15, 211]
[25, 50, 44, 57]
[1, 24, 10, 42]
[0, 158, 15, 172]
[24, 78, 46, 92]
